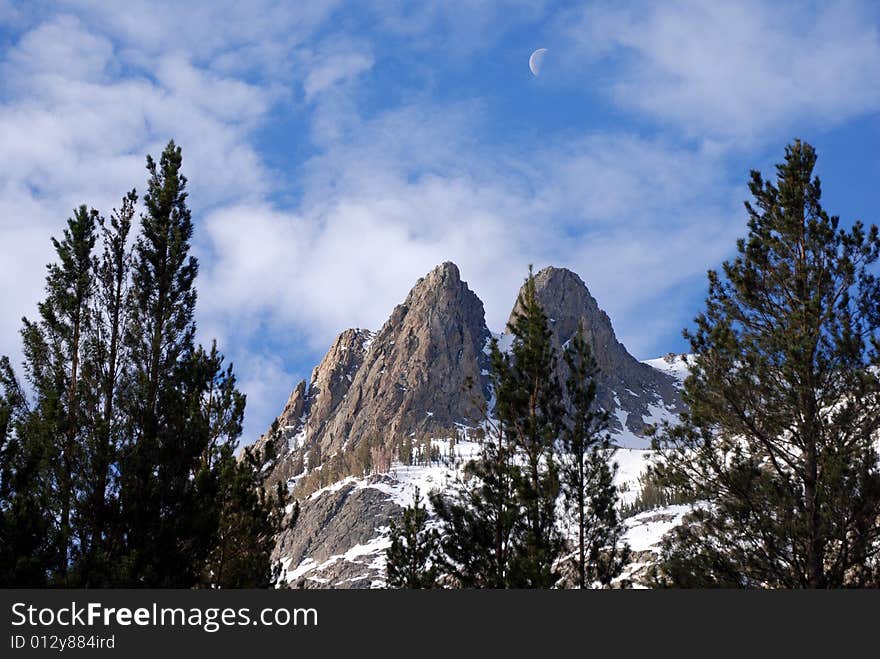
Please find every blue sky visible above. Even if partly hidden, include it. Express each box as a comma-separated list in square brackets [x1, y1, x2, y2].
[1, 1, 878, 443]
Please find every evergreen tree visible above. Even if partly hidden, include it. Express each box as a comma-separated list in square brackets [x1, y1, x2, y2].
[118, 141, 203, 585]
[653, 140, 880, 588]
[203, 431, 295, 588]
[20, 206, 98, 584]
[385, 488, 440, 588]
[561, 326, 629, 587]
[0, 358, 19, 448]
[1, 142, 288, 587]
[501, 268, 564, 587]
[580, 449, 629, 587]
[432, 268, 565, 588]
[430, 408, 519, 587]
[399, 435, 413, 466]
[356, 435, 372, 475]
[0, 357, 51, 585]
[76, 191, 136, 586]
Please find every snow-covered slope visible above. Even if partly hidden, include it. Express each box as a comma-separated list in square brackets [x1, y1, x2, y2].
[277, 442, 683, 588]
[278, 398, 688, 589]
[643, 354, 693, 385]
[277, 438, 483, 588]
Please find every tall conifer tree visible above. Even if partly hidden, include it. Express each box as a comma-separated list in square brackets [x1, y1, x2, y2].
[430, 389, 519, 587]
[119, 141, 202, 585]
[433, 268, 565, 588]
[0, 357, 51, 585]
[19, 206, 98, 584]
[654, 140, 880, 588]
[76, 191, 136, 585]
[1, 143, 289, 587]
[385, 488, 439, 588]
[501, 268, 564, 587]
[561, 326, 629, 587]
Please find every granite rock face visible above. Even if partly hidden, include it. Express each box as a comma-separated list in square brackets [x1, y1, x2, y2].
[254, 262, 491, 487]
[315, 261, 491, 455]
[252, 328, 372, 488]
[275, 478, 402, 588]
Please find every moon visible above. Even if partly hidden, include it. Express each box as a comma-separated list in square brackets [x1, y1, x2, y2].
[529, 48, 548, 76]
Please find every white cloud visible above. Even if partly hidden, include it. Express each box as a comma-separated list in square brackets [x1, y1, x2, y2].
[0, 1, 376, 442]
[559, 0, 880, 141]
[0, 4, 335, 430]
[303, 50, 374, 102]
[196, 102, 742, 374]
[60, 0, 342, 72]
[5, 14, 114, 83]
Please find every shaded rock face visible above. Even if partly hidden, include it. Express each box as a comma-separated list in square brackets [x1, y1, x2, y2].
[275, 479, 401, 589]
[252, 329, 371, 488]
[507, 266, 683, 439]
[306, 328, 373, 441]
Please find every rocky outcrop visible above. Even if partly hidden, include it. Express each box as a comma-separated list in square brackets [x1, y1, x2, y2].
[305, 328, 373, 442]
[256, 261, 491, 488]
[252, 328, 371, 488]
[276, 478, 402, 588]
[314, 261, 490, 455]
[506, 266, 683, 440]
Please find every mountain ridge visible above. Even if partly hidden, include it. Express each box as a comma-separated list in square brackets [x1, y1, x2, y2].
[252, 262, 685, 587]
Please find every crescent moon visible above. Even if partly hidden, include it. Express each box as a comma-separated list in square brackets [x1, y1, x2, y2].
[529, 48, 548, 76]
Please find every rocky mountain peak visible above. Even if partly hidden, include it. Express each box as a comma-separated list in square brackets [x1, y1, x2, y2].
[315, 261, 490, 455]
[510, 266, 614, 345]
[256, 261, 687, 587]
[257, 262, 492, 490]
[407, 261, 463, 298]
[507, 265, 683, 440]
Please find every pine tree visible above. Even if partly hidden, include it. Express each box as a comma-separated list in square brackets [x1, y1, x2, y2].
[0, 359, 18, 449]
[501, 268, 564, 587]
[399, 435, 413, 466]
[115, 142, 287, 587]
[118, 141, 202, 585]
[432, 268, 565, 588]
[20, 205, 98, 584]
[430, 408, 519, 587]
[208, 450, 295, 588]
[654, 140, 880, 588]
[385, 488, 440, 588]
[580, 449, 629, 587]
[356, 436, 372, 475]
[1, 143, 288, 587]
[561, 326, 629, 587]
[0, 357, 51, 585]
[76, 191, 136, 586]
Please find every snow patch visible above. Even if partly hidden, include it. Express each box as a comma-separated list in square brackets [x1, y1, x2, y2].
[287, 426, 307, 452]
[623, 504, 692, 553]
[644, 354, 693, 384]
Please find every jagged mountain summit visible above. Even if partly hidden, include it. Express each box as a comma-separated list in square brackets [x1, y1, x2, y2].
[505, 266, 684, 443]
[254, 261, 491, 489]
[253, 262, 685, 587]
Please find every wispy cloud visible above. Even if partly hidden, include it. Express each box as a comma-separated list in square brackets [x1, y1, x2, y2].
[197, 103, 740, 361]
[1, 1, 876, 442]
[557, 0, 880, 142]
